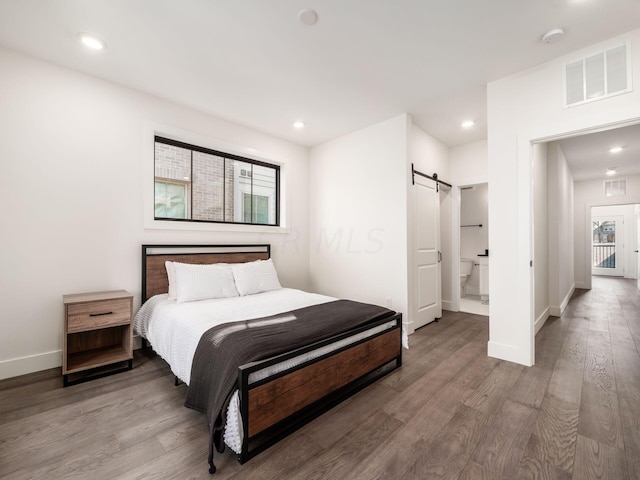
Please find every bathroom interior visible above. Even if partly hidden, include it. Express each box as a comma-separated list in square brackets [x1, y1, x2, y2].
[459, 183, 489, 316]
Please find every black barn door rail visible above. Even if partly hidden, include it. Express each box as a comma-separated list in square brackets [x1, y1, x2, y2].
[411, 164, 452, 192]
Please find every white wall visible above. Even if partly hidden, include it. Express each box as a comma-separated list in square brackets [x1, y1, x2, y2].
[574, 178, 640, 286]
[0, 47, 311, 379]
[487, 28, 640, 366]
[450, 140, 488, 185]
[546, 142, 574, 318]
[308, 116, 449, 335]
[308, 114, 409, 323]
[409, 124, 451, 314]
[460, 184, 489, 295]
[532, 143, 549, 332]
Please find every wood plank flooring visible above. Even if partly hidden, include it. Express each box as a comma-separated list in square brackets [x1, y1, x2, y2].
[1, 276, 639, 479]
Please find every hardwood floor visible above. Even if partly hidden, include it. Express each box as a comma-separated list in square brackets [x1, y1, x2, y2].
[1, 276, 639, 479]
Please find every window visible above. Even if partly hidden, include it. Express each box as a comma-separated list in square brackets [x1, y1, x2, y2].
[154, 180, 188, 219]
[154, 136, 280, 226]
[243, 194, 269, 224]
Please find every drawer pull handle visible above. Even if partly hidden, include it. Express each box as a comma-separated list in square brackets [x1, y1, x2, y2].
[90, 311, 113, 317]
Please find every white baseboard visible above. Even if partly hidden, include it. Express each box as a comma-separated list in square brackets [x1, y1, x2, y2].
[488, 340, 533, 366]
[574, 281, 588, 289]
[404, 319, 415, 336]
[442, 300, 453, 312]
[0, 350, 62, 381]
[0, 337, 146, 381]
[534, 307, 550, 335]
[549, 283, 575, 317]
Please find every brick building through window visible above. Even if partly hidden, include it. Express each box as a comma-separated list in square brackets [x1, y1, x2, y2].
[154, 137, 279, 226]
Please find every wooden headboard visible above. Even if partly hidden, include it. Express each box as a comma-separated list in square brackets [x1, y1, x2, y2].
[141, 244, 271, 302]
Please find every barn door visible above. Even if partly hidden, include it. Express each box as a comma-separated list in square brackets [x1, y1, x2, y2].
[412, 175, 442, 329]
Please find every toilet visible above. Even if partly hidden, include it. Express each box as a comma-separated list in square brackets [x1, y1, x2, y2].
[460, 258, 474, 295]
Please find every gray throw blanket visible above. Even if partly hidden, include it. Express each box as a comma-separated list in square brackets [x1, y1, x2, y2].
[184, 299, 394, 474]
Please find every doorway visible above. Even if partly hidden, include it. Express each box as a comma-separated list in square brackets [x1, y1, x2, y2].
[590, 204, 640, 282]
[592, 212, 624, 276]
[459, 183, 489, 316]
[515, 117, 640, 367]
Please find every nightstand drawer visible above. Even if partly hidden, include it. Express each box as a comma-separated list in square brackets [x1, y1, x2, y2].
[63, 290, 134, 385]
[67, 298, 131, 332]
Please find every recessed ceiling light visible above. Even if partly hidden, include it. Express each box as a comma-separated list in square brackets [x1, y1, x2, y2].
[293, 121, 305, 129]
[609, 146, 623, 154]
[606, 167, 617, 176]
[541, 28, 564, 44]
[298, 8, 318, 26]
[461, 120, 475, 129]
[77, 32, 106, 50]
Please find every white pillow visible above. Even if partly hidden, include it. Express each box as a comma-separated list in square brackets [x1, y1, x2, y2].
[165, 261, 177, 300]
[232, 258, 282, 296]
[173, 262, 239, 303]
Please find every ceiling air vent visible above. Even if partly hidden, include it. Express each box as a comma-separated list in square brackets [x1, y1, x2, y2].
[564, 42, 631, 107]
[604, 178, 626, 197]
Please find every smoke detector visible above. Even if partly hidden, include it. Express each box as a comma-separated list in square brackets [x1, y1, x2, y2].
[541, 28, 564, 44]
[298, 8, 318, 26]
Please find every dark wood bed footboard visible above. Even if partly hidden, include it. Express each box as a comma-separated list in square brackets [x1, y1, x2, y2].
[237, 312, 402, 463]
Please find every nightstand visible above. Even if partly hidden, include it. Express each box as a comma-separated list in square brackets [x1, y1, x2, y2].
[62, 290, 133, 387]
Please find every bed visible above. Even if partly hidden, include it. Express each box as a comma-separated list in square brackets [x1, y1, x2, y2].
[135, 244, 403, 474]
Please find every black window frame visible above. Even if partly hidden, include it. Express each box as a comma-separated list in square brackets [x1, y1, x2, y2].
[154, 136, 280, 227]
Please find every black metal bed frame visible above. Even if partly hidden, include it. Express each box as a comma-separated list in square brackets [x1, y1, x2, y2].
[139, 243, 403, 473]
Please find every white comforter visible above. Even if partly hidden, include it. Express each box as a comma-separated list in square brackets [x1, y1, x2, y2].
[134, 288, 335, 385]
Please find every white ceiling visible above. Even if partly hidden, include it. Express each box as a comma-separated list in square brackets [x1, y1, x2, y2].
[0, 1, 639, 148]
[558, 123, 640, 182]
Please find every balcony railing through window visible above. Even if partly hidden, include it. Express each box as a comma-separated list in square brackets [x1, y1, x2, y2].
[593, 244, 616, 268]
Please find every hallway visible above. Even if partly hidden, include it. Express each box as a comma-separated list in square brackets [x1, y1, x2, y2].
[535, 276, 640, 479]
